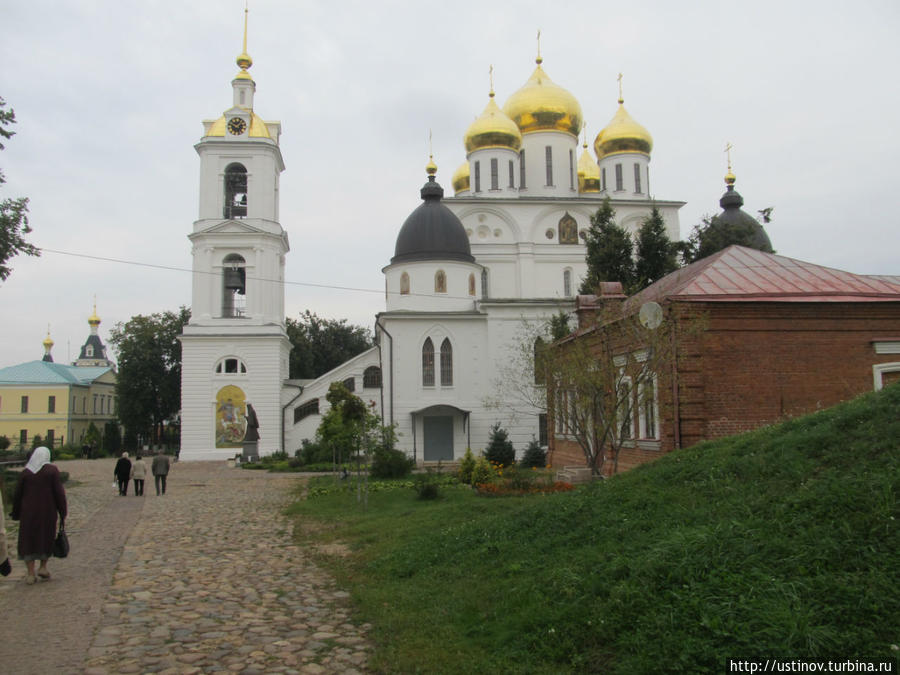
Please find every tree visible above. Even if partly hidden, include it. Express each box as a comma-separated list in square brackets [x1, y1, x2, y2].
[548, 311, 572, 340]
[539, 305, 682, 476]
[0, 97, 39, 282]
[484, 422, 515, 467]
[286, 310, 373, 379]
[579, 197, 635, 294]
[634, 206, 679, 291]
[109, 307, 190, 446]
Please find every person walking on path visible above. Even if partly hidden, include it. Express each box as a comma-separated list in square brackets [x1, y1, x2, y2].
[10, 446, 67, 585]
[131, 454, 147, 496]
[151, 450, 171, 496]
[114, 452, 132, 496]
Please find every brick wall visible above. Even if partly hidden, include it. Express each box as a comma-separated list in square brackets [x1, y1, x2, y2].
[549, 300, 900, 475]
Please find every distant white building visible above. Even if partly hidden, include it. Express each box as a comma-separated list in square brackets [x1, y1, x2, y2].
[179, 16, 684, 461]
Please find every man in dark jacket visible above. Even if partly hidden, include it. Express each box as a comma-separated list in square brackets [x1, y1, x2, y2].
[114, 453, 132, 496]
[151, 451, 171, 496]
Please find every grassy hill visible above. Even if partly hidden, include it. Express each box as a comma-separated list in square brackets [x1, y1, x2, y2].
[289, 384, 900, 673]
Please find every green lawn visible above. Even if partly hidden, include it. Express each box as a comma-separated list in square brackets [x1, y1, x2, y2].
[287, 384, 900, 673]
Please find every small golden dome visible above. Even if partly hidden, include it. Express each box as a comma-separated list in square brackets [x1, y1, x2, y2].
[725, 170, 736, 186]
[426, 155, 438, 176]
[594, 101, 653, 159]
[88, 308, 101, 326]
[206, 112, 272, 139]
[502, 61, 582, 137]
[452, 161, 471, 194]
[464, 93, 522, 153]
[577, 143, 600, 193]
[43, 332, 54, 349]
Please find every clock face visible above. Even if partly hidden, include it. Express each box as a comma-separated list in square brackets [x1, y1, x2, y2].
[227, 117, 247, 135]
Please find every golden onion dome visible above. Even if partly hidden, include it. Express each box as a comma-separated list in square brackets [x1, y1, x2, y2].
[452, 161, 471, 194]
[464, 92, 522, 154]
[594, 99, 653, 159]
[88, 306, 101, 326]
[577, 142, 600, 193]
[502, 58, 582, 137]
[205, 112, 272, 139]
[43, 331, 54, 349]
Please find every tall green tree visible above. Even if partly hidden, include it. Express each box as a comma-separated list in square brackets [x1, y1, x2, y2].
[286, 310, 373, 379]
[109, 307, 190, 446]
[634, 206, 679, 290]
[0, 97, 39, 282]
[579, 197, 635, 294]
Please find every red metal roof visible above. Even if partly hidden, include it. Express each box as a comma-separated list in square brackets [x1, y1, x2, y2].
[628, 245, 900, 307]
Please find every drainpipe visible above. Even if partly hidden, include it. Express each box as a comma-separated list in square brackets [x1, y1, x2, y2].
[281, 383, 304, 455]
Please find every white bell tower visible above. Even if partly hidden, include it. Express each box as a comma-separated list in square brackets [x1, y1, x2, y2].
[179, 7, 290, 460]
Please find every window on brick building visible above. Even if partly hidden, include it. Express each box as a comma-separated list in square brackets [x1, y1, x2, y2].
[618, 377, 634, 441]
[638, 376, 659, 440]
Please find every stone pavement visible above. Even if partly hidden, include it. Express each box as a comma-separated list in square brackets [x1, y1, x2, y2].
[0, 459, 371, 674]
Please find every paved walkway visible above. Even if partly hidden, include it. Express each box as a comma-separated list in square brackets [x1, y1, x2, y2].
[0, 459, 371, 674]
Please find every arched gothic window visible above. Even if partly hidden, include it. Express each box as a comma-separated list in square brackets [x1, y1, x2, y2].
[468, 273, 476, 296]
[435, 270, 447, 293]
[422, 338, 435, 387]
[440, 338, 453, 386]
[563, 268, 573, 297]
[481, 269, 488, 299]
[400, 272, 410, 295]
[363, 366, 382, 388]
[224, 163, 248, 219]
[222, 254, 246, 317]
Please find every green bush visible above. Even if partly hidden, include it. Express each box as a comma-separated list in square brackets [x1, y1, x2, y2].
[298, 439, 333, 465]
[470, 456, 493, 486]
[483, 423, 515, 467]
[370, 447, 415, 479]
[519, 438, 546, 468]
[0, 435, 10, 450]
[457, 447, 476, 485]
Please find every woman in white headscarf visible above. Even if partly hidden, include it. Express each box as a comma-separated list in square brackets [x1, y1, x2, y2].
[10, 447, 67, 584]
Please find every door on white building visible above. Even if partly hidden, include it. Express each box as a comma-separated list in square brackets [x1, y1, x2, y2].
[423, 416, 454, 461]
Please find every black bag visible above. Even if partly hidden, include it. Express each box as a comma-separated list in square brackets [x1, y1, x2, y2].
[52, 525, 70, 559]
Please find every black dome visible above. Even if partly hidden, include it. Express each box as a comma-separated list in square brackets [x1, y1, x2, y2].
[392, 177, 474, 264]
[710, 185, 773, 252]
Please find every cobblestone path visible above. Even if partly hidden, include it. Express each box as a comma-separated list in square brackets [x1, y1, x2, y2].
[0, 459, 371, 674]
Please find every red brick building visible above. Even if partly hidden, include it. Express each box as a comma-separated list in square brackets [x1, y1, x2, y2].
[549, 245, 900, 474]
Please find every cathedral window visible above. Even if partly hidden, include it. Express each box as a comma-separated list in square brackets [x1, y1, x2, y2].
[508, 160, 515, 188]
[519, 150, 526, 188]
[569, 149, 574, 189]
[615, 163, 624, 191]
[440, 338, 453, 386]
[222, 254, 247, 318]
[474, 161, 481, 192]
[363, 366, 382, 389]
[435, 269, 447, 293]
[490, 158, 499, 190]
[215, 357, 247, 374]
[545, 146, 553, 186]
[422, 338, 435, 387]
[468, 273, 476, 296]
[601, 167, 607, 192]
[224, 163, 248, 219]
[634, 163, 642, 194]
[563, 269, 573, 297]
[86, 345, 94, 357]
[342, 377, 355, 392]
[481, 269, 489, 298]
[400, 272, 410, 295]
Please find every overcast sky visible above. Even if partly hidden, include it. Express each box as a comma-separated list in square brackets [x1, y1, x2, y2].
[2, 0, 898, 367]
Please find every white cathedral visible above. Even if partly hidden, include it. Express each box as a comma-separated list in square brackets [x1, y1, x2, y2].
[179, 22, 683, 461]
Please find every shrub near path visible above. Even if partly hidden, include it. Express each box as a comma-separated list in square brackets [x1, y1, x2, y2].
[291, 384, 900, 674]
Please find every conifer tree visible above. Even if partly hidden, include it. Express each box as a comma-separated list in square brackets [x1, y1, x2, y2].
[634, 206, 679, 290]
[579, 197, 634, 294]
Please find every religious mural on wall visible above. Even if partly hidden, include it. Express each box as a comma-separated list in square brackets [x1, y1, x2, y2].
[558, 213, 578, 244]
[215, 385, 247, 448]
